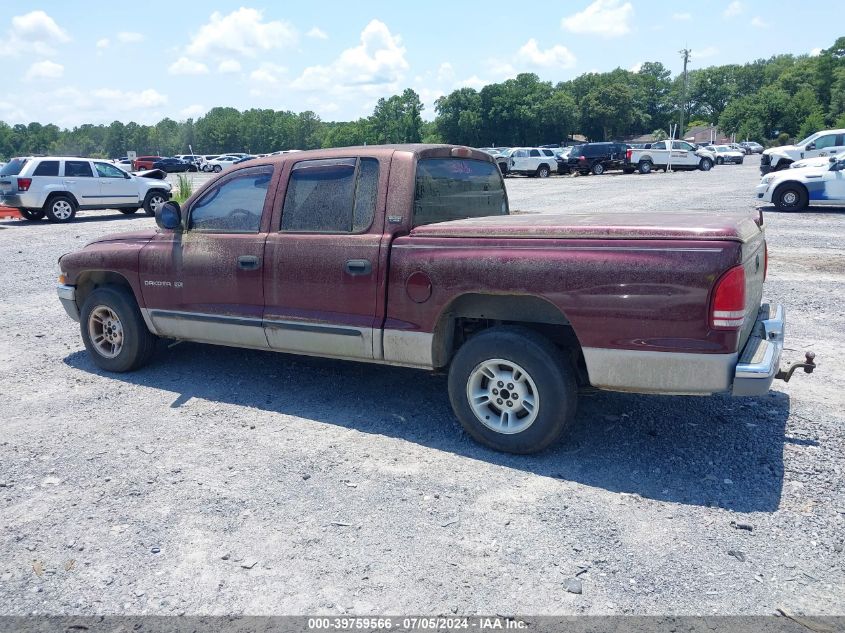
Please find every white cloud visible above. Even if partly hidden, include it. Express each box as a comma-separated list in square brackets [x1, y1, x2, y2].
[185, 8, 297, 58]
[723, 1, 744, 18]
[291, 20, 408, 94]
[629, 61, 643, 73]
[562, 0, 633, 38]
[307, 27, 328, 40]
[672, 12, 692, 21]
[217, 59, 241, 73]
[250, 62, 287, 84]
[180, 104, 206, 119]
[96, 38, 110, 49]
[117, 31, 144, 43]
[750, 16, 769, 28]
[693, 46, 719, 59]
[810, 47, 823, 57]
[26, 60, 63, 80]
[437, 62, 455, 83]
[168, 57, 210, 75]
[516, 38, 577, 70]
[91, 88, 168, 109]
[0, 10, 70, 57]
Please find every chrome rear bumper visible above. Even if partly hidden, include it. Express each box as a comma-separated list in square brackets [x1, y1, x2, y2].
[732, 303, 784, 396]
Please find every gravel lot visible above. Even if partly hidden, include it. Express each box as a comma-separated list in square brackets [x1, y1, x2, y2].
[1, 156, 843, 616]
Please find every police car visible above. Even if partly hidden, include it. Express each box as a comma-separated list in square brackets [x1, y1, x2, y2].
[756, 153, 845, 211]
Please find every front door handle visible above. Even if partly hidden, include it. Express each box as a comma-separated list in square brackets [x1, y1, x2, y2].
[345, 259, 372, 276]
[237, 255, 260, 270]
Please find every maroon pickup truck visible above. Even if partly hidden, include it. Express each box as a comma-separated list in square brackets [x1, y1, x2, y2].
[56, 144, 814, 453]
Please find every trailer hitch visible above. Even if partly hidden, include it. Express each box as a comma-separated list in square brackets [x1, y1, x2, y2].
[775, 351, 816, 383]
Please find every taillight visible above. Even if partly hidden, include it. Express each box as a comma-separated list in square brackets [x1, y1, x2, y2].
[626, 148, 632, 161]
[17, 178, 32, 192]
[711, 265, 746, 329]
[579, 155, 586, 161]
[763, 241, 768, 281]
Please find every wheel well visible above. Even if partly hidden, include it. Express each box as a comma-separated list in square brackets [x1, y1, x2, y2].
[432, 293, 587, 383]
[773, 180, 807, 196]
[44, 191, 79, 208]
[75, 271, 134, 309]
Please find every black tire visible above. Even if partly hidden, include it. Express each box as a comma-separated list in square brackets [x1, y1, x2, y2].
[80, 285, 157, 372]
[19, 208, 45, 221]
[43, 195, 77, 223]
[213, 165, 222, 173]
[143, 190, 168, 217]
[622, 168, 635, 174]
[773, 183, 809, 212]
[448, 326, 578, 454]
[638, 160, 652, 174]
[699, 158, 713, 171]
[591, 162, 605, 175]
[738, 158, 744, 164]
[537, 165, 550, 178]
[119, 208, 139, 215]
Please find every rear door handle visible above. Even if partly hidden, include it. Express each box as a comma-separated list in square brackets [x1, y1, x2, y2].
[345, 259, 372, 276]
[237, 255, 260, 270]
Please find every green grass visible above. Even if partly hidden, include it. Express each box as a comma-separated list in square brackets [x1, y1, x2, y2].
[173, 174, 193, 204]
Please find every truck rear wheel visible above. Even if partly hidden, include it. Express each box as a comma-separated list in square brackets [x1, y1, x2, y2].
[44, 195, 77, 223]
[448, 326, 577, 454]
[19, 208, 45, 221]
[638, 160, 652, 174]
[80, 286, 157, 372]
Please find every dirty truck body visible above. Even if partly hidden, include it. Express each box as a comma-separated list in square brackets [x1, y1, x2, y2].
[57, 144, 808, 453]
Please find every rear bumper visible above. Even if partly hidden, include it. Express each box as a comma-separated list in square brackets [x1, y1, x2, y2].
[732, 303, 784, 396]
[57, 284, 80, 322]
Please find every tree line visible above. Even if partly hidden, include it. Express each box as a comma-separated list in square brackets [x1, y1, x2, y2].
[1, 36, 843, 159]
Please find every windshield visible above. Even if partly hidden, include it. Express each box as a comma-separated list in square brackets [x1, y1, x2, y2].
[413, 158, 508, 227]
[795, 132, 819, 147]
[0, 158, 28, 176]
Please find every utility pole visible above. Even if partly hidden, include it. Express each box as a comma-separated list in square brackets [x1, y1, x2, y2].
[679, 48, 692, 141]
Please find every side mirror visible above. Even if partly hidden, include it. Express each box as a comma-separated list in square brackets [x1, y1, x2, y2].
[806, 144, 815, 151]
[156, 200, 182, 231]
[830, 156, 837, 163]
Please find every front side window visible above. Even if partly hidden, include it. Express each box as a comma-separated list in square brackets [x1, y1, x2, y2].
[95, 162, 126, 178]
[815, 135, 836, 150]
[190, 166, 272, 233]
[65, 161, 93, 177]
[281, 157, 379, 233]
[33, 160, 59, 176]
[413, 158, 507, 227]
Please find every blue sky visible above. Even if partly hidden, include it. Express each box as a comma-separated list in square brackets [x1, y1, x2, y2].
[0, 1, 841, 128]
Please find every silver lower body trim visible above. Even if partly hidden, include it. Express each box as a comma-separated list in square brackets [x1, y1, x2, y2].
[57, 285, 80, 322]
[382, 330, 434, 368]
[583, 347, 737, 395]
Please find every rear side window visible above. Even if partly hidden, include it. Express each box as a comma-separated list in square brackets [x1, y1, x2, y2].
[33, 161, 60, 176]
[281, 157, 379, 233]
[190, 166, 273, 233]
[65, 161, 93, 177]
[0, 158, 28, 176]
[413, 158, 507, 227]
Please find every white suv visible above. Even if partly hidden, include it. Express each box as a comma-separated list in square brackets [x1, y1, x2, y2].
[761, 129, 845, 174]
[502, 147, 559, 178]
[0, 156, 172, 223]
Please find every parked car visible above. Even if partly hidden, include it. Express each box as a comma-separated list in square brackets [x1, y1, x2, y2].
[761, 129, 845, 174]
[756, 154, 845, 211]
[626, 140, 715, 173]
[710, 145, 745, 165]
[204, 155, 241, 173]
[502, 147, 559, 178]
[54, 144, 816, 454]
[553, 147, 572, 174]
[566, 142, 630, 175]
[133, 156, 162, 171]
[151, 157, 196, 173]
[0, 156, 171, 222]
[790, 150, 845, 170]
[740, 141, 764, 154]
[114, 158, 133, 171]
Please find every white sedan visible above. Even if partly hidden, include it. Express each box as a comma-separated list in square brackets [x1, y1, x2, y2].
[709, 145, 745, 165]
[791, 150, 845, 169]
[204, 155, 241, 173]
[756, 155, 845, 211]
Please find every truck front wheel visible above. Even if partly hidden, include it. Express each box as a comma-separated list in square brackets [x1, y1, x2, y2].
[80, 286, 157, 372]
[699, 158, 713, 171]
[448, 326, 577, 454]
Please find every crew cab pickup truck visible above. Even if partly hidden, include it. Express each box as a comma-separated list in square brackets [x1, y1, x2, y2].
[56, 144, 814, 454]
[626, 140, 715, 174]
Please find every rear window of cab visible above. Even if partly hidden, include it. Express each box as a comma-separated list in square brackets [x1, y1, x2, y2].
[0, 158, 29, 176]
[413, 158, 508, 227]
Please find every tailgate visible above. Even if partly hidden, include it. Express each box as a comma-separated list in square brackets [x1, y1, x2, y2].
[738, 227, 766, 351]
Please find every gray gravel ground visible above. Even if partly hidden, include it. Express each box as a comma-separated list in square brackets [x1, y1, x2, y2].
[1, 156, 843, 616]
